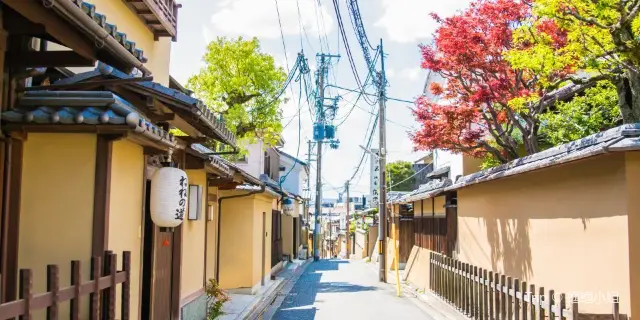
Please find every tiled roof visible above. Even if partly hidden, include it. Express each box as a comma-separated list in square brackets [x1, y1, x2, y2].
[193, 144, 264, 187]
[188, 143, 233, 177]
[72, 0, 147, 63]
[392, 178, 452, 204]
[444, 123, 640, 192]
[55, 63, 236, 147]
[2, 91, 176, 148]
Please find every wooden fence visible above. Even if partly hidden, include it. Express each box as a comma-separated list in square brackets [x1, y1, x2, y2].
[0, 251, 131, 320]
[429, 252, 622, 320]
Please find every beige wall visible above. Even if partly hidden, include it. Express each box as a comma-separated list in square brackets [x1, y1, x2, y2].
[19, 133, 96, 318]
[625, 152, 640, 317]
[218, 191, 255, 290]
[254, 194, 273, 282]
[457, 154, 630, 315]
[107, 139, 144, 319]
[181, 170, 208, 299]
[462, 154, 483, 176]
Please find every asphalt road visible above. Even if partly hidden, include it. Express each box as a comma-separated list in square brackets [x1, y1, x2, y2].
[272, 259, 431, 320]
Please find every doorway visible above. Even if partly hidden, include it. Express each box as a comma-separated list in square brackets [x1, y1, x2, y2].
[141, 179, 174, 319]
[293, 217, 298, 258]
[271, 210, 282, 267]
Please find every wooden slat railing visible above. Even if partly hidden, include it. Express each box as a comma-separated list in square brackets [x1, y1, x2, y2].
[429, 252, 621, 320]
[0, 251, 131, 320]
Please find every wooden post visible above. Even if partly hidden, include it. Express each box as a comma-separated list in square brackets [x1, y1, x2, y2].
[471, 266, 476, 319]
[559, 293, 566, 320]
[122, 251, 131, 320]
[483, 269, 488, 320]
[102, 251, 112, 318]
[46, 265, 59, 320]
[455, 260, 460, 310]
[108, 253, 117, 320]
[522, 281, 528, 320]
[494, 272, 500, 320]
[500, 274, 506, 320]
[538, 287, 545, 320]
[549, 289, 555, 320]
[90, 256, 102, 320]
[571, 296, 579, 320]
[613, 295, 620, 320]
[514, 279, 520, 320]
[489, 271, 494, 320]
[507, 277, 513, 320]
[464, 263, 469, 316]
[71, 260, 81, 320]
[19, 269, 32, 320]
[530, 284, 536, 320]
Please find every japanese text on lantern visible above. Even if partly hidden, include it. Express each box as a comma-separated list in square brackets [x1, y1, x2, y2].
[175, 175, 187, 220]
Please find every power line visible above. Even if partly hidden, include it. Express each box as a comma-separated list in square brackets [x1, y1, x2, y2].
[388, 164, 431, 189]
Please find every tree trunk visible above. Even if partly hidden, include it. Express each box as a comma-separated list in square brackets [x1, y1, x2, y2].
[617, 74, 640, 123]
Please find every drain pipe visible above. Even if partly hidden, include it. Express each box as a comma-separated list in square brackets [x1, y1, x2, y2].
[215, 185, 266, 281]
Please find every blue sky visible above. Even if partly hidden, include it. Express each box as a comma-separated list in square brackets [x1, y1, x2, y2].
[169, 0, 470, 198]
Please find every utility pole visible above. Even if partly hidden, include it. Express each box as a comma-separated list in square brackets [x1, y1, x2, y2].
[345, 180, 350, 259]
[377, 39, 388, 283]
[307, 140, 314, 259]
[313, 54, 326, 262]
[312, 53, 340, 262]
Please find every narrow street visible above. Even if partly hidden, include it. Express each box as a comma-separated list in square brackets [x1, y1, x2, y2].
[272, 259, 430, 320]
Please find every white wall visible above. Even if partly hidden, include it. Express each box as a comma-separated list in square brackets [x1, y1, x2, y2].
[433, 149, 463, 181]
[234, 141, 265, 178]
[279, 155, 308, 196]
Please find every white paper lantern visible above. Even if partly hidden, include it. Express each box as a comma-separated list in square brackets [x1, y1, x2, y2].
[283, 197, 294, 215]
[150, 166, 189, 228]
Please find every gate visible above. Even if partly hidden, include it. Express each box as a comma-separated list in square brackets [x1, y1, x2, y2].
[271, 210, 282, 267]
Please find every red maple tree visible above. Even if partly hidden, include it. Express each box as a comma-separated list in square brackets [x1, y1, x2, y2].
[411, 0, 570, 163]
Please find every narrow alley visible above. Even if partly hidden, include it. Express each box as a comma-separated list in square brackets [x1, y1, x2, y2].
[270, 259, 431, 320]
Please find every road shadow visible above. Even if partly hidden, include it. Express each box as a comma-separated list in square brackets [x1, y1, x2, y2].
[273, 260, 377, 319]
[272, 307, 317, 320]
[316, 281, 377, 293]
[310, 259, 349, 271]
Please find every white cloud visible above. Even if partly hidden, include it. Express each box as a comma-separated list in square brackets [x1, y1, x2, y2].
[386, 67, 396, 79]
[211, 0, 334, 39]
[201, 25, 212, 45]
[375, 0, 470, 43]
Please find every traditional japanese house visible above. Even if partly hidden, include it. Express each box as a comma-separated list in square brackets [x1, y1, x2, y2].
[0, 1, 254, 319]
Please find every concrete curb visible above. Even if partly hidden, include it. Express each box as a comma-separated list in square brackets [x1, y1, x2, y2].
[250, 259, 313, 320]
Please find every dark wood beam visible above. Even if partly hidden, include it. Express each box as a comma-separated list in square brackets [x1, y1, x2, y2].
[91, 135, 124, 257]
[2, 124, 130, 134]
[3, 0, 96, 60]
[6, 50, 95, 68]
[23, 76, 154, 92]
[185, 154, 205, 170]
[1, 135, 24, 302]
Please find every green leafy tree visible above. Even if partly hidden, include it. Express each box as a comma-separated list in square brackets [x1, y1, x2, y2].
[539, 81, 621, 145]
[386, 161, 416, 191]
[187, 37, 287, 150]
[523, 0, 640, 123]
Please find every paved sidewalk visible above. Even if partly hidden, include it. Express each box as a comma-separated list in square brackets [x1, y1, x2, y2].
[221, 259, 310, 320]
[271, 259, 432, 320]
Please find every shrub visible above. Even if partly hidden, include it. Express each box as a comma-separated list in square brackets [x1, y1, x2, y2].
[205, 278, 230, 319]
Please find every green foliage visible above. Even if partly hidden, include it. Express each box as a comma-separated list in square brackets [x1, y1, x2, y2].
[386, 161, 416, 191]
[205, 279, 230, 319]
[187, 37, 287, 150]
[539, 81, 621, 145]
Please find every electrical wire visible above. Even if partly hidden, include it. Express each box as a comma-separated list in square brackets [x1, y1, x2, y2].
[388, 164, 431, 189]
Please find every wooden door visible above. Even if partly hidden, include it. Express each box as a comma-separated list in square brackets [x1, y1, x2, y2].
[152, 229, 173, 319]
[271, 210, 282, 267]
[141, 176, 174, 320]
